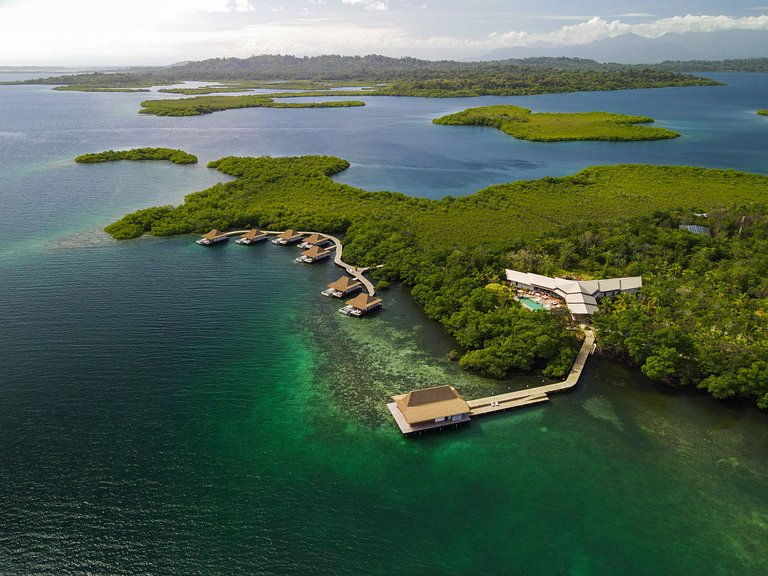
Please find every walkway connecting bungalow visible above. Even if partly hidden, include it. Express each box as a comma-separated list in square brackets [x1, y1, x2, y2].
[213, 229, 379, 296]
[506, 270, 642, 320]
[388, 329, 596, 434]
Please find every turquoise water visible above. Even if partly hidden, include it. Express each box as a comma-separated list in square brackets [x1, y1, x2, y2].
[1, 75, 768, 575]
[520, 297, 545, 311]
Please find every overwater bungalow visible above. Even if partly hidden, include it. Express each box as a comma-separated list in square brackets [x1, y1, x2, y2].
[298, 233, 332, 249]
[387, 385, 471, 435]
[322, 275, 363, 298]
[295, 245, 331, 264]
[235, 229, 269, 245]
[271, 229, 304, 245]
[339, 293, 382, 317]
[196, 229, 229, 246]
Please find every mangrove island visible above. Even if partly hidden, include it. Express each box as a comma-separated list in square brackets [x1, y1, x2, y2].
[433, 105, 680, 141]
[75, 147, 198, 164]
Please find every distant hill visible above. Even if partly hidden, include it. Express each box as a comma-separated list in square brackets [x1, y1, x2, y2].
[484, 30, 768, 64]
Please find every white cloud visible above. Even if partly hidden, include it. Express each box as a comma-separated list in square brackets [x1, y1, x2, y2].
[341, 0, 388, 11]
[490, 14, 768, 47]
[0, 2, 766, 65]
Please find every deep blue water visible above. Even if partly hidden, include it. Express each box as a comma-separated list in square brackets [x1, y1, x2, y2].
[1, 74, 767, 575]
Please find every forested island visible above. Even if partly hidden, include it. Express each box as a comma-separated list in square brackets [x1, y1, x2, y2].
[75, 148, 198, 164]
[6, 54, 720, 98]
[759, 110, 767, 116]
[433, 105, 679, 141]
[103, 154, 768, 408]
[139, 94, 365, 116]
[53, 86, 151, 93]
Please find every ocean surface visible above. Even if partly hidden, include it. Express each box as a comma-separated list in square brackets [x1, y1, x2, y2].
[1, 72, 767, 575]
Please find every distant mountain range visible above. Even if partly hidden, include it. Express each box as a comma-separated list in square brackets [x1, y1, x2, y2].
[483, 30, 768, 64]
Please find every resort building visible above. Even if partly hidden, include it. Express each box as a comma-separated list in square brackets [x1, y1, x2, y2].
[298, 233, 332, 249]
[235, 229, 269, 245]
[505, 269, 642, 320]
[322, 275, 363, 298]
[387, 385, 471, 435]
[196, 229, 229, 246]
[295, 245, 331, 264]
[271, 229, 304, 245]
[339, 293, 382, 317]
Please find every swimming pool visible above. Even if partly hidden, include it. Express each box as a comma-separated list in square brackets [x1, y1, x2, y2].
[520, 297, 545, 311]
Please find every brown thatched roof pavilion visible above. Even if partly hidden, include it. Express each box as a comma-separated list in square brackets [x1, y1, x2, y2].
[392, 385, 470, 426]
[328, 276, 362, 291]
[277, 229, 303, 241]
[201, 229, 223, 240]
[240, 229, 267, 240]
[302, 233, 328, 245]
[345, 293, 382, 312]
[302, 245, 330, 259]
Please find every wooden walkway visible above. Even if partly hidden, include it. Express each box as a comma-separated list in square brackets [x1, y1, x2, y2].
[223, 229, 378, 296]
[467, 329, 595, 417]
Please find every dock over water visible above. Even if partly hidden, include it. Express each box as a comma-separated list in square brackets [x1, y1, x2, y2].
[223, 229, 378, 295]
[467, 329, 595, 417]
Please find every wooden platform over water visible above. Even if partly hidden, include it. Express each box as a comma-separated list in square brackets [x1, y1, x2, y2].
[467, 329, 595, 417]
[386, 402, 471, 435]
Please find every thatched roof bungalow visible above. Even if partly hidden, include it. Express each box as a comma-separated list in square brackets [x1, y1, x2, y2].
[388, 385, 471, 434]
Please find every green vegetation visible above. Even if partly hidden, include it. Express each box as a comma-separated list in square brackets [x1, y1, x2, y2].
[104, 156, 768, 398]
[759, 110, 768, 116]
[433, 105, 679, 141]
[139, 95, 365, 116]
[647, 58, 768, 73]
[157, 86, 252, 95]
[510, 206, 768, 409]
[75, 147, 198, 164]
[157, 80, 355, 95]
[53, 85, 150, 92]
[5, 55, 719, 98]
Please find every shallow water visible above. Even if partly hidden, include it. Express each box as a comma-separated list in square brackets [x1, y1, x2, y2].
[1, 74, 767, 575]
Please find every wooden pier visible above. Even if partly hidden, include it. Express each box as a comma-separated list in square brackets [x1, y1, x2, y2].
[467, 329, 595, 417]
[223, 229, 378, 296]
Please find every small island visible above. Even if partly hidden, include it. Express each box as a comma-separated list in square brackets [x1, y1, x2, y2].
[75, 147, 198, 164]
[759, 110, 768, 116]
[53, 85, 151, 93]
[139, 95, 366, 117]
[433, 105, 680, 141]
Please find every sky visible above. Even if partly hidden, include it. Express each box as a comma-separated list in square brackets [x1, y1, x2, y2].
[0, 0, 767, 66]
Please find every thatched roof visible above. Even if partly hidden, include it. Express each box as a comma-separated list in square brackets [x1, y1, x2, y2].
[278, 229, 302, 240]
[302, 245, 330, 258]
[346, 293, 381, 310]
[303, 233, 328, 244]
[201, 229, 222, 240]
[241, 229, 266, 239]
[392, 385, 469, 425]
[328, 276, 361, 291]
